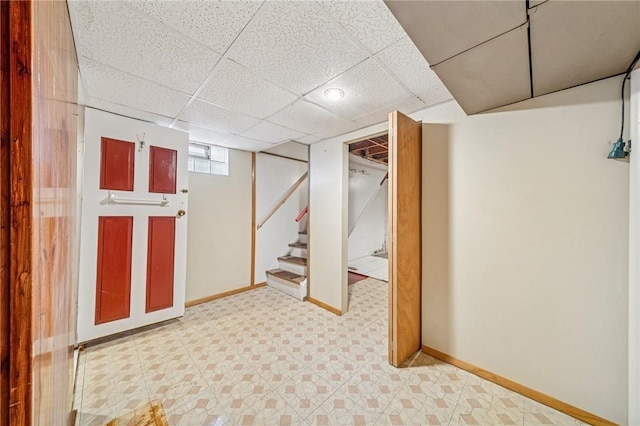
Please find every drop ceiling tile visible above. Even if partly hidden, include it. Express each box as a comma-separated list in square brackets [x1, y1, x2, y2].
[313, 119, 363, 140]
[178, 99, 261, 135]
[171, 121, 232, 146]
[318, 0, 406, 54]
[125, 0, 262, 55]
[86, 98, 174, 126]
[355, 96, 427, 127]
[268, 100, 359, 135]
[304, 58, 410, 120]
[198, 59, 299, 119]
[241, 121, 305, 144]
[69, 1, 220, 94]
[80, 59, 190, 117]
[224, 135, 276, 152]
[227, 1, 369, 95]
[384, 0, 527, 65]
[377, 37, 452, 101]
[431, 25, 531, 114]
[530, 0, 640, 96]
[296, 134, 322, 145]
[418, 86, 454, 107]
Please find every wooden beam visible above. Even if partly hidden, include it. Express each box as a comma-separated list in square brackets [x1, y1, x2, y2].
[7, 1, 33, 424]
[0, 1, 11, 423]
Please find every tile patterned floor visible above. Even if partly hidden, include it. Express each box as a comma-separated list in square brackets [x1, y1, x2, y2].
[74, 278, 585, 425]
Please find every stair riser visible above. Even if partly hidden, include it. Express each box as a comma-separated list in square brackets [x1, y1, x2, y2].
[298, 234, 307, 244]
[267, 276, 307, 301]
[278, 262, 306, 276]
[289, 247, 307, 258]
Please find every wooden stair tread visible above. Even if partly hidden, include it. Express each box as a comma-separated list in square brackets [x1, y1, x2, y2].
[277, 255, 307, 266]
[288, 242, 307, 249]
[266, 269, 305, 285]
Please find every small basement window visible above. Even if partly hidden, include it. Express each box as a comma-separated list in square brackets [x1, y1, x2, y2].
[187, 142, 229, 176]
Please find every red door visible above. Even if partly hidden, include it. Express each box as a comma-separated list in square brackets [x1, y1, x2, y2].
[78, 109, 189, 343]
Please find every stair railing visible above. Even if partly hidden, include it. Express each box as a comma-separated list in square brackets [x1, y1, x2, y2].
[257, 172, 308, 230]
[295, 206, 308, 222]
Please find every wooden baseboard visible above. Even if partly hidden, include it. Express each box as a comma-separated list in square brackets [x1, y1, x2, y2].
[185, 283, 266, 307]
[421, 345, 615, 426]
[307, 297, 342, 316]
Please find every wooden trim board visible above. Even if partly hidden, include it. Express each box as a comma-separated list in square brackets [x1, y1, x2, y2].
[185, 283, 266, 307]
[307, 297, 342, 316]
[421, 345, 615, 426]
[6, 2, 33, 424]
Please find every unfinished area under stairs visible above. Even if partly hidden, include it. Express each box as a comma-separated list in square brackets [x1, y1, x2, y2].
[266, 231, 307, 300]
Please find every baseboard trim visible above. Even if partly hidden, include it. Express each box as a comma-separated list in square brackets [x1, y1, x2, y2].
[185, 282, 266, 307]
[421, 345, 615, 426]
[307, 297, 342, 316]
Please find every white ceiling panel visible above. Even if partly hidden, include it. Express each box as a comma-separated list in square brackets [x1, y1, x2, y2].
[313, 119, 362, 140]
[86, 98, 174, 127]
[418, 85, 454, 108]
[377, 37, 453, 102]
[296, 134, 322, 145]
[432, 25, 531, 114]
[318, 0, 406, 54]
[69, 1, 220, 94]
[355, 96, 427, 127]
[226, 1, 369, 95]
[241, 121, 305, 144]
[198, 59, 298, 119]
[268, 100, 359, 135]
[125, 0, 262, 55]
[384, 0, 527, 65]
[81, 59, 190, 117]
[171, 121, 232, 146]
[178, 99, 261, 135]
[530, 0, 640, 96]
[304, 58, 410, 120]
[224, 135, 276, 152]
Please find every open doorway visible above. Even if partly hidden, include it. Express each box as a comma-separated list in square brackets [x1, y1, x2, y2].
[346, 133, 389, 285]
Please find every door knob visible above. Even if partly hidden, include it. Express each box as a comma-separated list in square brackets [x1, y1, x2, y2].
[177, 209, 186, 217]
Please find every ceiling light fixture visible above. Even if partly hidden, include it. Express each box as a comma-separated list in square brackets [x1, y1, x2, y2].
[608, 49, 640, 159]
[324, 88, 344, 101]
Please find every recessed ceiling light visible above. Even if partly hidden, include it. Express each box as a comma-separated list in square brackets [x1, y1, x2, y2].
[324, 88, 344, 100]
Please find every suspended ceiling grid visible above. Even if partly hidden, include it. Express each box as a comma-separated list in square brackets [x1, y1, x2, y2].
[385, 0, 640, 114]
[67, 1, 452, 152]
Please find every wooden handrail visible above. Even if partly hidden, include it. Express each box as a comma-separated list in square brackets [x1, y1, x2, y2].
[257, 172, 308, 230]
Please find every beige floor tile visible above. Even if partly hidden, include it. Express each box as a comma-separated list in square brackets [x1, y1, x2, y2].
[75, 280, 588, 426]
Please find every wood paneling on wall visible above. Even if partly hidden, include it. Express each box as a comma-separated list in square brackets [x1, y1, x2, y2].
[31, 0, 79, 424]
[0, 0, 80, 424]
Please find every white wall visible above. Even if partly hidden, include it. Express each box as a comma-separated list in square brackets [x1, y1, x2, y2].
[419, 76, 629, 424]
[309, 141, 348, 312]
[186, 148, 252, 302]
[629, 69, 640, 426]
[310, 75, 630, 423]
[348, 157, 388, 260]
[255, 153, 308, 283]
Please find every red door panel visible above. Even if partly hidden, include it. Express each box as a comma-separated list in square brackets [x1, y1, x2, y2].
[100, 137, 135, 191]
[149, 146, 177, 194]
[95, 216, 133, 324]
[146, 216, 176, 313]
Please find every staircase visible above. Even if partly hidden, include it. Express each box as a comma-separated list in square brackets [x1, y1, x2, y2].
[266, 231, 308, 300]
